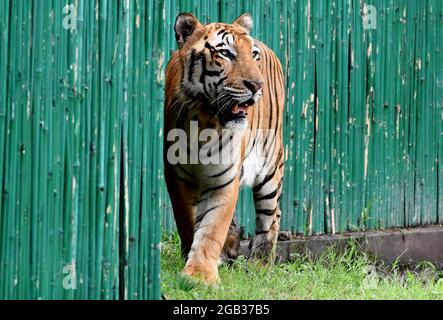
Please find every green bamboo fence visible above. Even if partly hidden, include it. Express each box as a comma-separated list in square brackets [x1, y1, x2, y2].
[0, 0, 442, 300]
[0, 0, 164, 300]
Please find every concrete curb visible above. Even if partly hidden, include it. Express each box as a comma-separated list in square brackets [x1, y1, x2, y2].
[240, 225, 443, 268]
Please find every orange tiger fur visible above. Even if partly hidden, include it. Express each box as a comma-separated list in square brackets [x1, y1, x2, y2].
[164, 13, 285, 284]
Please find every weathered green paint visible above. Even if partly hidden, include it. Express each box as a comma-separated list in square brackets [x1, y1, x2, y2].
[0, 0, 163, 300]
[0, 0, 442, 300]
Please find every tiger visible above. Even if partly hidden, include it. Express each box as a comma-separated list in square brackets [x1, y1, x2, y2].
[164, 13, 285, 284]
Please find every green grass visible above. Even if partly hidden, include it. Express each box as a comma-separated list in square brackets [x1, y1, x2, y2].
[161, 234, 443, 300]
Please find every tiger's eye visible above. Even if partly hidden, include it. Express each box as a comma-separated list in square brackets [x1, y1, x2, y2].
[219, 49, 235, 60]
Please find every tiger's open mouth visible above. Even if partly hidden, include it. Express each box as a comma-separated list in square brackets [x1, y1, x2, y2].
[227, 98, 255, 120]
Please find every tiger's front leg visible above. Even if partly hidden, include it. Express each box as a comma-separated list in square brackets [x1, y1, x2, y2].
[183, 177, 240, 284]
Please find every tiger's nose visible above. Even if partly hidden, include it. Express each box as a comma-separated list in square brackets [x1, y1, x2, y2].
[243, 80, 264, 94]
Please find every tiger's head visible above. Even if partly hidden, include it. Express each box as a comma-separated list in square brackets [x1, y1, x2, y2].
[174, 13, 264, 126]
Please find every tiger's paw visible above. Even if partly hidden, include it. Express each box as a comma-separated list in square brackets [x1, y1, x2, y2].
[182, 262, 220, 286]
[248, 233, 276, 262]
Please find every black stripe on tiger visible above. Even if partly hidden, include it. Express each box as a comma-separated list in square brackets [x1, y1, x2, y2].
[256, 208, 277, 216]
[173, 170, 192, 184]
[205, 42, 218, 59]
[195, 205, 222, 225]
[216, 76, 227, 87]
[188, 49, 197, 82]
[254, 179, 282, 201]
[254, 189, 279, 201]
[200, 174, 237, 197]
[176, 163, 194, 178]
[222, 32, 229, 41]
[253, 166, 278, 193]
[218, 132, 234, 155]
[255, 229, 270, 235]
[259, 148, 283, 180]
[208, 163, 235, 179]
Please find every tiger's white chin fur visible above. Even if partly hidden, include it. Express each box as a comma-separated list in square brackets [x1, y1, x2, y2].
[223, 118, 248, 131]
[253, 91, 263, 102]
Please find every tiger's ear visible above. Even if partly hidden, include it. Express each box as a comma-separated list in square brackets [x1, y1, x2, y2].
[175, 13, 203, 49]
[233, 13, 253, 33]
